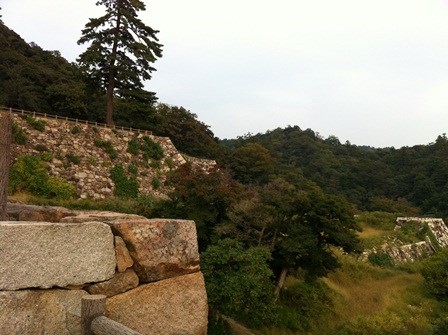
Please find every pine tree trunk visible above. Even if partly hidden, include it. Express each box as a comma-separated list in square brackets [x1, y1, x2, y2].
[105, 4, 122, 126]
[0, 112, 12, 220]
[274, 268, 288, 301]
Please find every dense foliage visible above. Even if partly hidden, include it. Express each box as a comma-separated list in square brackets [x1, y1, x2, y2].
[223, 127, 448, 219]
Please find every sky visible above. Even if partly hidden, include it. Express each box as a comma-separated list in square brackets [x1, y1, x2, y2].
[2, 0, 448, 148]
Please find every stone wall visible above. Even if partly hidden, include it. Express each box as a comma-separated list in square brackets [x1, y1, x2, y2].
[10, 112, 216, 199]
[0, 203, 208, 335]
[369, 217, 448, 264]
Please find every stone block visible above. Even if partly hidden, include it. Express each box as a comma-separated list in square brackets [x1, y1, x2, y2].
[106, 272, 208, 335]
[0, 289, 87, 335]
[109, 219, 200, 282]
[86, 269, 139, 297]
[60, 211, 145, 223]
[0, 222, 116, 290]
[115, 236, 134, 272]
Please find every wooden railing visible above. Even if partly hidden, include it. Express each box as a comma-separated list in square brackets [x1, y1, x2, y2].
[82, 295, 142, 335]
[0, 106, 152, 135]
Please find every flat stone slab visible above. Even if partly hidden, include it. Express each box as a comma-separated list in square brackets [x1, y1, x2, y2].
[0, 221, 116, 290]
[61, 211, 145, 223]
[86, 269, 139, 297]
[107, 272, 208, 335]
[0, 289, 87, 335]
[109, 219, 200, 282]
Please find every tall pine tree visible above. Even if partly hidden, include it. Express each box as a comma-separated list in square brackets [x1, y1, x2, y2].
[77, 0, 162, 125]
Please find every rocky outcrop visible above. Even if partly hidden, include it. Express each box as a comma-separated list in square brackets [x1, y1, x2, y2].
[0, 221, 116, 290]
[106, 272, 208, 335]
[109, 219, 200, 282]
[0, 289, 87, 335]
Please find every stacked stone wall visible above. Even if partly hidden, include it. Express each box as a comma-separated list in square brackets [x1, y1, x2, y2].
[379, 217, 448, 264]
[0, 203, 208, 335]
[10, 112, 216, 199]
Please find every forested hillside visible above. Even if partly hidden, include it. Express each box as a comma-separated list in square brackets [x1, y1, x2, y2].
[222, 127, 448, 220]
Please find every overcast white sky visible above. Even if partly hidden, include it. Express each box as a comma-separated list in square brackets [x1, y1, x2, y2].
[2, 0, 448, 147]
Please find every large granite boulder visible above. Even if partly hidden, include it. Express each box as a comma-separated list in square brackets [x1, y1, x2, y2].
[0, 221, 116, 290]
[109, 219, 200, 282]
[0, 289, 87, 335]
[106, 272, 208, 335]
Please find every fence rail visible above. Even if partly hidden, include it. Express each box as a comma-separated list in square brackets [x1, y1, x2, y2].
[0, 106, 152, 135]
[82, 295, 142, 335]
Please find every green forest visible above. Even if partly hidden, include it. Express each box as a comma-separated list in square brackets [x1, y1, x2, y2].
[2, 2, 448, 333]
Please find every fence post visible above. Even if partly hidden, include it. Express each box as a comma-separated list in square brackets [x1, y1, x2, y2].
[0, 111, 12, 221]
[82, 295, 106, 335]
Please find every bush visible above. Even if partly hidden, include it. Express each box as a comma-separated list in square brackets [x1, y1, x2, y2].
[94, 139, 118, 159]
[421, 248, 448, 298]
[34, 144, 49, 152]
[9, 154, 76, 199]
[151, 176, 161, 189]
[66, 153, 81, 165]
[128, 163, 138, 176]
[24, 115, 46, 131]
[273, 280, 335, 331]
[71, 125, 81, 134]
[141, 136, 164, 161]
[368, 252, 394, 267]
[12, 123, 27, 144]
[110, 164, 139, 198]
[127, 137, 140, 155]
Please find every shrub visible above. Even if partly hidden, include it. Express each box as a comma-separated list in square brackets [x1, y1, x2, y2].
[141, 136, 164, 161]
[110, 164, 139, 198]
[421, 248, 448, 298]
[24, 115, 46, 131]
[128, 163, 138, 176]
[165, 157, 174, 170]
[12, 123, 27, 144]
[71, 125, 81, 134]
[94, 139, 118, 159]
[9, 154, 76, 199]
[127, 137, 140, 155]
[66, 153, 81, 165]
[151, 176, 161, 189]
[368, 252, 394, 267]
[34, 144, 49, 152]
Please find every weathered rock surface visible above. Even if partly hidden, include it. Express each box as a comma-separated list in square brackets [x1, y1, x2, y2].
[0, 222, 116, 290]
[109, 219, 200, 282]
[61, 211, 145, 223]
[115, 236, 134, 272]
[86, 269, 139, 297]
[0, 289, 87, 335]
[106, 272, 208, 335]
[6, 202, 75, 222]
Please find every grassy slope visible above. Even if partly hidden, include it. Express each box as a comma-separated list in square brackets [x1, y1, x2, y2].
[262, 214, 447, 335]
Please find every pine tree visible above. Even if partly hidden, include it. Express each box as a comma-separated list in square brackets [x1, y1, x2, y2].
[77, 0, 162, 125]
